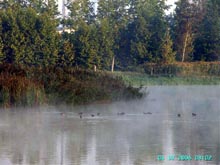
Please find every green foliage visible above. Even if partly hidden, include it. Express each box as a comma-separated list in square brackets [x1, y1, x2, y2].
[97, 0, 130, 70]
[97, 19, 115, 69]
[97, 0, 129, 27]
[160, 30, 176, 63]
[0, 64, 144, 107]
[129, 16, 151, 64]
[58, 39, 75, 67]
[173, 0, 196, 62]
[126, 0, 167, 64]
[0, 0, 59, 18]
[0, 36, 3, 61]
[72, 22, 100, 69]
[66, 0, 95, 28]
[193, 0, 220, 61]
[0, 5, 59, 66]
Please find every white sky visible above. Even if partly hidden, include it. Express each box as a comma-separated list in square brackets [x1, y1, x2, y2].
[166, 0, 178, 14]
[167, 0, 178, 5]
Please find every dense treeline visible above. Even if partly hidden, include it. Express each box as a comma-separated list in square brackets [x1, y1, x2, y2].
[0, 0, 59, 66]
[0, 0, 220, 70]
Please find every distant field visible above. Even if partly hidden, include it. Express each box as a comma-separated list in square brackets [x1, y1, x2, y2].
[112, 71, 220, 86]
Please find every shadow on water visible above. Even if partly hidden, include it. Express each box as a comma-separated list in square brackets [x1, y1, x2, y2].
[0, 86, 219, 164]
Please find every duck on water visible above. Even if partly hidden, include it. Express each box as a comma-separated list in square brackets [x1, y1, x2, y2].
[117, 112, 125, 115]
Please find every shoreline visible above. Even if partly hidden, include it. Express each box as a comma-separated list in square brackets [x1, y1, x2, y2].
[113, 72, 220, 86]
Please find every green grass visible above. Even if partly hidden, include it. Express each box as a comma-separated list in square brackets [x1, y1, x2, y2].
[112, 71, 220, 86]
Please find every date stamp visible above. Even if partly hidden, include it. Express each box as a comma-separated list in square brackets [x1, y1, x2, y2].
[157, 154, 212, 161]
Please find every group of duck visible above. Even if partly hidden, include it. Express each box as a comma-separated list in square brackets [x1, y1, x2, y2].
[76, 111, 153, 118]
[77, 112, 100, 118]
[60, 112, 197, 118]
[177, 113, 197, 117]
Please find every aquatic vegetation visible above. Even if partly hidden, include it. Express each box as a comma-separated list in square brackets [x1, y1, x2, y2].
[0, 64, 46, 107]
[0, 64, 144, 107]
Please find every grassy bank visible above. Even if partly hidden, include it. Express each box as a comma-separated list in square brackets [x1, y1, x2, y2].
[113, 72, 220, 86]
[0, 64, 143, 108]
[143, 62, 220, 77]
[113, 62, 220, 86]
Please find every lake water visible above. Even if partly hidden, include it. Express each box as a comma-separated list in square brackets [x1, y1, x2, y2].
[0, 86, 220, 165]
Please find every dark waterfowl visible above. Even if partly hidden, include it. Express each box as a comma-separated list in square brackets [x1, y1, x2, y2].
[143, 112, 152, 115]
[97, 113, 100, 116]
[177, 114, 181, 117]
[192, 113, 196, 117]
[78, 112, 83, 118]
[91, 114, 95, 117]
[117, 112, 125, 115]
[60, 112, 65, 116]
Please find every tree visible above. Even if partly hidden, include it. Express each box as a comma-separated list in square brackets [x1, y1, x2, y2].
[128, 16, 151, 64]
[193, 0, 220, 61]
[0, 4, 59, 66]
[97, 18, 115, 70]
[66, 0, 95, 29]
[160, 29, 176, 63]
[97, 0, 130, 71]
[97, 0, 129, 26]
[0, 35, 3, 62]
[126, 0, 167, 64]
[70, 21, 100, 69]
[43, 0, 59, 18]
[58, 39, 75, 67]
[174, 0, 195, 62]
[0, 7, 25, 63]
[0, 0, 59, 18]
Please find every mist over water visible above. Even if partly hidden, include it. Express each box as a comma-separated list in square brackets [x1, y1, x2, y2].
[0, 86, 220, 165]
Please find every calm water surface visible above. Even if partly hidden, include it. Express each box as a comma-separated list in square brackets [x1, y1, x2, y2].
[0, 86, 220, 165]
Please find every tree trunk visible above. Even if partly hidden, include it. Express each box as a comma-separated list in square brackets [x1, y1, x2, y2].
[182, 30, 189, 62]
[94, 65, 96, 72]
[111, 56, 115, 72]
[182, 22, 190, 62]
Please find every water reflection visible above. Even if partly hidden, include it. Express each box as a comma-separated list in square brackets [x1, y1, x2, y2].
[0, 86, 219, 164]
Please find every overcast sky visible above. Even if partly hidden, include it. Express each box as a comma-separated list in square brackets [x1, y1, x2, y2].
[166, 0, 178, 13]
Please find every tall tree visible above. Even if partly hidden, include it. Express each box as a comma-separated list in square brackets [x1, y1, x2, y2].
[0, 0, 59, 17]
[174, 0, 195, 62]
[97, 0, 129, 26]
[160, 29, 176, 63]
[58, 38, 75, 67]
[148, 0, 167, 62]
[127, 0, 167, 64]
[66, 0, 95, 29]
[0, 33, 3, 62]
[0, 7, 25, 63]
[97, 0, 130, 71]
[70, 22, 100, 69]
[0, 4, 59, 66]
[193, 0, 220, 61]
[97, 18, 115, 70]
